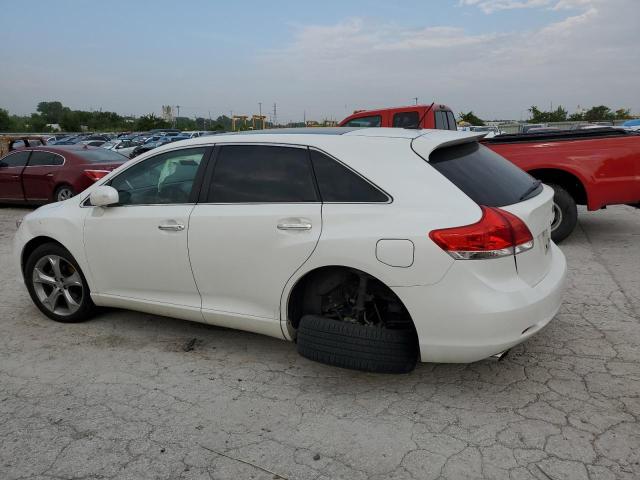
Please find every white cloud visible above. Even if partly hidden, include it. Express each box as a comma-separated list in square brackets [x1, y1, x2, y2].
[459, 0, 554, 14]
[256, 0, 639, 120]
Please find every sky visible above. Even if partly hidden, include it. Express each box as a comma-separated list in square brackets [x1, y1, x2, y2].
[1, 0, 638, 122]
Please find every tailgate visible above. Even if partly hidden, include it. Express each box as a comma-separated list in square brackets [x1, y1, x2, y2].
[502, 185, 555, 286]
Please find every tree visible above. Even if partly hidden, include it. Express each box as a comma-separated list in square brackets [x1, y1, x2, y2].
[37, 101, 65, 124]
[528, 105, 567, 123]
[584, 105, 613, 122]
[0, 108, 12, 131]
[458, 111, 484, 126]
[614, 108, 632, 120]
[135, 114, 169, 131]
[568, 112, 584, 121]
[60, 110, 81, 132]
[28, 113, 48, 132]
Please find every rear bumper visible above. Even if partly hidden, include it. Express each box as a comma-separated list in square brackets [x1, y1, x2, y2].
[394, 243, 567, 363]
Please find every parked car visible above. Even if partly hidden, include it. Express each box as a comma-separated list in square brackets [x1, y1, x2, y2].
[459, 125, 504, 138]
[0, 145, 126, 204]
[14, 128, 566, 373]
[80, 140, 106, 147]
[101, 139, 140, 158]
[621, 119, 640, 131]
[339, 103, 457, 130]
[129, 137, 172, 158]
[482, 128, 640, 241]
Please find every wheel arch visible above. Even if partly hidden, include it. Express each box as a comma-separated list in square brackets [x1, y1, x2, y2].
[52, 182, 75, 202]
[527, 168, 588, 206]
[283, 264, 417, 337]
[21, 236, 66, 274]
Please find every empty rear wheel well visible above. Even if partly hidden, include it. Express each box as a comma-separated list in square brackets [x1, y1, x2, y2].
[286, 266, 416, 334]
[21, 236, 65, 274]
[528, 169, 587, 205]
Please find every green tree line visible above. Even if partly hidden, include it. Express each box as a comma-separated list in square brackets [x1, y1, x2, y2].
[0, 101, 232, 133]
[527, 105, 633, 123]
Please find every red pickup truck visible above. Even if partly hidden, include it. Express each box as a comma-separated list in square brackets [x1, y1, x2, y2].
[482, 128, 640, 241]
[339, 107, 640, 242]
[339, 104, 457, 131]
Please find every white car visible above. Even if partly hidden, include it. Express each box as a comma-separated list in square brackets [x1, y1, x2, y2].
[101, 140, 138, 158]
[13, 128, 567, 373]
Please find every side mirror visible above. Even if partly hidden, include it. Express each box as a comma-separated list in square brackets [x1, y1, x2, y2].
[90, 185, 119, 207]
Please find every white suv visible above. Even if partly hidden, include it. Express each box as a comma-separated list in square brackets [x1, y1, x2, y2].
[14, 128, 567, 373]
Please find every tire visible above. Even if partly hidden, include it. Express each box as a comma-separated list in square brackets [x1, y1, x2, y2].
[548, 183, 577, 243]
[24, 243, 96, 323]
[297, 315, 418, 374]
[54, 184, 76, 202]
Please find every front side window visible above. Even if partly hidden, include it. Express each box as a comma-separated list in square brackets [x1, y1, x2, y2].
[28, 151, 64, 166]
[392, 111, 419, 128]
[343, 115, 381, 128]
[310, 150, 389, 203]
[208, 145, 318, 203]
[0, 151, 30, 167]
[110, 147, 206, 205]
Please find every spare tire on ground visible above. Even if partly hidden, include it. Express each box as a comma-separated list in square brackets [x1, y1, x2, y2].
[296, 315, 419, 374]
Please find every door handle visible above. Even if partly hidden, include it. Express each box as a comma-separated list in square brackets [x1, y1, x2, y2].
[158, 224, 185, 232]
[277, 222, 312, 231]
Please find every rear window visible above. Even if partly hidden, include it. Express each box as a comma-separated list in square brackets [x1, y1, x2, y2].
[72, 148, 128, 163]
[429, 142, 542, 207]
[393, 111, 419, 128]
[343, 115, 381, 127]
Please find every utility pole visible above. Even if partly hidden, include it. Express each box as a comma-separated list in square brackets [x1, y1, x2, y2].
[175, 105, 180, 129]
[258, 102, 263, 129]
[413, 97, 418, 105]
[303, 110, 306, 127]
[273, 103, 277, 127]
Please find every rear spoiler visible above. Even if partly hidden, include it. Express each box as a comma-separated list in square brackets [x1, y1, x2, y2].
[411, 131, 485, 161]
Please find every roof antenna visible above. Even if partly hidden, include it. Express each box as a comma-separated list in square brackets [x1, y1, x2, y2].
[409, 102, 435, 129]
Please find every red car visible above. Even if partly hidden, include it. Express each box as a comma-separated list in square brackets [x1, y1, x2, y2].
[0, 145, 127, 204]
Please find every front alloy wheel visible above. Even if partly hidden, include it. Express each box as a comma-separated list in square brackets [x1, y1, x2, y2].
[55, 186, 75, 202]
[25, 243, 96, 323]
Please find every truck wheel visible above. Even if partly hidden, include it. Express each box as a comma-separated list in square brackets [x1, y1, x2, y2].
[297, 315, 418, 374]
[548, 183, 577, 243]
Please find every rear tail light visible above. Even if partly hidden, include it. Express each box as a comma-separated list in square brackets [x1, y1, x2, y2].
[84, 170, 110, 182]
[429, 206, 534, 260]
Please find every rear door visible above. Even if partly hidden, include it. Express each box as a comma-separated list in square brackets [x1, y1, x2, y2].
[0, 151, 30, 201]
[188, 144, 321, 337]
[22, 150, 65, 202]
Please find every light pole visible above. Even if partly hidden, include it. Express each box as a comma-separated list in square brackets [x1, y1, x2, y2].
[258, 102, 263, 129]
[175, 105, 180, 129]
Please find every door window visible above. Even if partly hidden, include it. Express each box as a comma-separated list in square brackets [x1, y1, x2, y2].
[207, 145, 318, 203]
[392, 111, 419, 128]
[110, 147, 206, 205]
[0, 151, 30, 167]
[28, 151, 64, 166]
[434, 111, 447, 130]
[446, 111, 457, 131]
[310, 150, 389, 202]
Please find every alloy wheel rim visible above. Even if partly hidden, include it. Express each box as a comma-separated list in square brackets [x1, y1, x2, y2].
[32, 255, 83, 316]
[551, 202, 563, 232]
[57, 188, 73, 201]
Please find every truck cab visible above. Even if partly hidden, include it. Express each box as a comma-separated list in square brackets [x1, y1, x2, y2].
[339, 104, 457, 130]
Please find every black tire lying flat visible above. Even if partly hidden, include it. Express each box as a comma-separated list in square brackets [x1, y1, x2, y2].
[548, 183, 578, 244]
[297, 315, 418, 374]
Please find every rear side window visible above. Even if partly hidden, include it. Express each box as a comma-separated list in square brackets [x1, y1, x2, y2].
[28, 151, 64, 166]
[73, 148, 128, 163]
[343, 115, 381, 127]
[0, 151, 30, 167]
[434, 111, 446, 130]
[429, 142, 542, 207]
[310, 150, 389, 203]
[393, 111, 419, 128]
[208, 145, 318, 203]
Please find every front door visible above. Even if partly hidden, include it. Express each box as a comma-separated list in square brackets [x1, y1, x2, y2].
[0, 151, 30, 201]
[188, 144, 321, 337]
[22, 150, 65, 202]
[84, 147, 210, 318]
